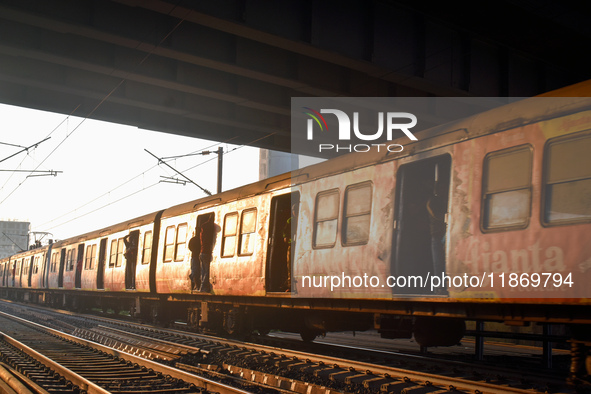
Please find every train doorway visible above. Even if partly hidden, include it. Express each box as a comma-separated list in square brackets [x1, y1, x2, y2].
[27, 256, 33, 287]
[58, 249, 66, 288]
[266, 192, 299, 293]
[97, 238, 107, 290]
[190, 212, 215, 290]
[74, 243, 84, 289]
[391, 155, 450, 295]
[125, 230, 140, 290]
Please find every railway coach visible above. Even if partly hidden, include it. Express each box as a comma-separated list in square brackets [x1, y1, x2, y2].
[1, 86, 591, 381]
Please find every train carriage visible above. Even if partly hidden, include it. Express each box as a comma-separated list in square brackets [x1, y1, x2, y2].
[153, 179, 294, 296]
[290, 97, 591, 304]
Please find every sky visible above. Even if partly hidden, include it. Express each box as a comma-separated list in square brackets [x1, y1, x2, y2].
[0, 103, 260, 245]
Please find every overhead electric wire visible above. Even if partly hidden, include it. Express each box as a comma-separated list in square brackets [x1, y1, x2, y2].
[0, 137, 51, 164]
[35, 163, 161, 230]
[0, 112, 76, 194]
[159, 136, 239, 160]
[38, 138, 234, 230]
[38, 181, 161, 234]
[38, 132, 276, 234]
[172, 132, 277, 175]
[0, 106, 82, 205]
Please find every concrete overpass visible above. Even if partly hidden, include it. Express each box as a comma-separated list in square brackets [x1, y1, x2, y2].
[1, 0, 589, 152]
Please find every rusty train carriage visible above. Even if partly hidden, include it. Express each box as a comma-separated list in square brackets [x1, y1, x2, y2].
[1, 93, 591, 354]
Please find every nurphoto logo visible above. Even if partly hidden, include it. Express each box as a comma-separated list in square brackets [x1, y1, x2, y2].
[303, 107, 418, 153]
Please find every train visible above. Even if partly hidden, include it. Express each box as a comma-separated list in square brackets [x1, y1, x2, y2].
[2, 83, 591, 381]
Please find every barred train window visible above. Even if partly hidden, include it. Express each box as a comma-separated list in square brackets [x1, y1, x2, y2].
[314, 189, 339, 248]
[222, 213, 238, 257]
[343, 182, 372, 245]
[239, 209, 257, 256]
[482, 146, 532, 230]
[544, 133, 591, 224]
[142, 231, 152, 264]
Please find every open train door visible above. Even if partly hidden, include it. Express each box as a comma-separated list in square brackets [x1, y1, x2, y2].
[266, 192, 299, 293]
[74, 243, 84, 288]
[189, 212, 216, 290]
[42, 247, 50, 288]
[27, 256, 34, 287]
[125, 230, 140, 290]
[58, 249, 66, 288]
[96, 238, 107, 290]
[391, 155, 450, 295]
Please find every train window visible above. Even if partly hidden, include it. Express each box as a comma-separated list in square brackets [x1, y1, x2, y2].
[116, 238, 124, 267]
[16, 260, 21, 276]
[238, 209, 257, 256]
[109, 240, 117, 267]
[51, 252, 58, 272]
[174, 224, 188, 261]
[543, 133, 591, 225]
[222, 212, 239, 257]
[482, 146, 532, 230]
[23, 259, 29, 276]
[85, 244, 96, 270]
[66, 248, 77, 271]
[314, 189, 340, 248]
[164, 226, 176, 262]
[109, 239, 125, 267]
[343, 182, 372, 245]
[33, 256, 40, 274]
[142, 231, 152, 264]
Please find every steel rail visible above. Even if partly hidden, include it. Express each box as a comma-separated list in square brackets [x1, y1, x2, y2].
[0, 311, 252, 394]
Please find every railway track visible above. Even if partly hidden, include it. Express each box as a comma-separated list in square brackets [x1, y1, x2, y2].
[0, 301, 581, 393]
[0, 311, 253, 394]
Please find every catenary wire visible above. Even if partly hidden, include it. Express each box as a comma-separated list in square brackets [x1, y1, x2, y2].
[37, 132, 276, 235]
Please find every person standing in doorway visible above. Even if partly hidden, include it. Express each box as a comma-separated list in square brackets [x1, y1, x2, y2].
[199, 215, 215, 293]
